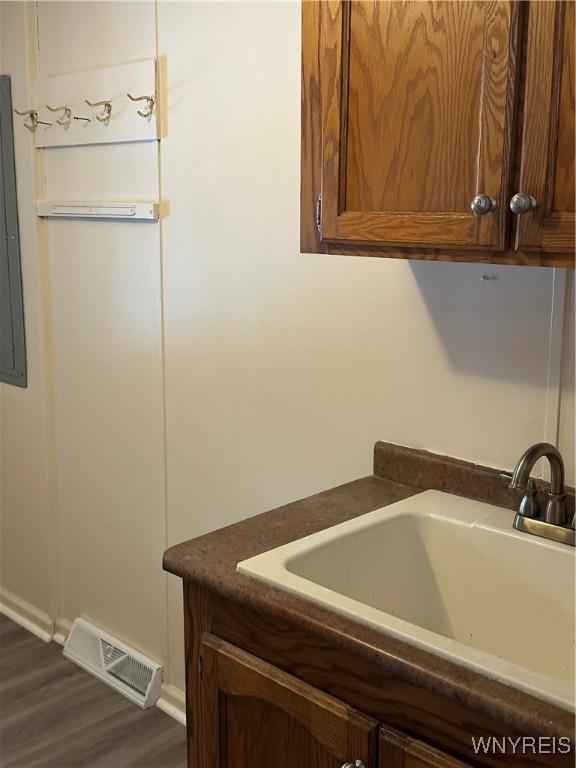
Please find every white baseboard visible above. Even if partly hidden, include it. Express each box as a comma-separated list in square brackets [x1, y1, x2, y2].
[157, 682, 186, 726]
[0, 586, 54, 643]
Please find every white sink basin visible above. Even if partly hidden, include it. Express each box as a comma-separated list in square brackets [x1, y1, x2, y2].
[238, 490, 575, 710]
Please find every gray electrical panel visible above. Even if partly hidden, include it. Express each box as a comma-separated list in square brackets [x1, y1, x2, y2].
[0, 74, 26, 387]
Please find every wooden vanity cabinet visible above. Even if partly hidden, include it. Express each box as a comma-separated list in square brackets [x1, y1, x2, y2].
[200, 634, 379, 767]
[301, 0, 575, 267]
[184, 585, 573, 768]
[199, 634, 469, 768]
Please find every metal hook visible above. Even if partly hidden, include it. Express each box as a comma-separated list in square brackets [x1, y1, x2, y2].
[14, 109, 51, 132]
[127, 93, 155, 119]
[73, 116, 91, 123]
[46, 104, 72, 129]
[85, 98, 112, 124]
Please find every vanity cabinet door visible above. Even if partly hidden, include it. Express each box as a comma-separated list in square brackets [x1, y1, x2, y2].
[307, 1, 519, 251]
[514, 1, 575, 255]
[200, 634, 378, 768]
[379, 727, 472, 768]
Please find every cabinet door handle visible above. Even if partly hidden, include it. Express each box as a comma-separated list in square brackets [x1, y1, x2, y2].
[509, 193, 538, 215]
[341, 762, 366, 768]
[470, 194, 497, 215]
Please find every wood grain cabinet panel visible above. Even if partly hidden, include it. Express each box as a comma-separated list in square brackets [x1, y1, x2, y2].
[301, 0, 575, 267]
[514, 1, 575, 255]
[317, 1, 518, 249]
[379, 727, 472, 768]
[200, 634, 379, 768]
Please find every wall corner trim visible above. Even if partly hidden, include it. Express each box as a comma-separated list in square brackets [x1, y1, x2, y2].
[52, 617, 73, 646]
[543, 268, 568, 452]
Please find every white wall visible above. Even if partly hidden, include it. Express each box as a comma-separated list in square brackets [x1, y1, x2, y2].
[1, 1, 574, 703]
[0, 2, 53, 630]
[38, 1, 167, 660]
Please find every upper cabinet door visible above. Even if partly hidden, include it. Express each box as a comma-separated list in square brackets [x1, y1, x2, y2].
[514, 1, 575, 255]
[318, 1, 519, 250]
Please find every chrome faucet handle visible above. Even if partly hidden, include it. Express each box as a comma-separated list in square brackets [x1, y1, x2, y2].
[499, 473, 540, 518]
[544, 493, 567, 526]
[518, 479, 540, 519]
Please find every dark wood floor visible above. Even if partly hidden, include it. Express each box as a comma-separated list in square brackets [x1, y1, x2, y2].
[0, 614, 187, 768]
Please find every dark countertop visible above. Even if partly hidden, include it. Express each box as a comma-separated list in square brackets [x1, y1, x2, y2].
[164, 442, 575, 739]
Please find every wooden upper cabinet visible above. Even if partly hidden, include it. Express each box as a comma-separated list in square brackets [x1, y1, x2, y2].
[514, 1, 575, 255]
[201, 634, 379, 768]
[313, 1, 519, 250]
[301, 0, 575, 266]
[379, 727, 472, 768]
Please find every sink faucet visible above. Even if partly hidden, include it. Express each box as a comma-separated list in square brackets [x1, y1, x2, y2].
[509, 442, 566, 524]
[502, 443, 574, 546]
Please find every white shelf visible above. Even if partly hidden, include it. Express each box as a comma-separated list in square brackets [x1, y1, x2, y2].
[36, 201, 159, 220]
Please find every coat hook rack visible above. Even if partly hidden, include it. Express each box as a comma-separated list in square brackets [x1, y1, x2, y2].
[47, 104, 72, 129]
[14, 108, 51, 132]
[85, 98, 112, 124]
[35, 59, 159, 147]
[127, 93, 155, 119]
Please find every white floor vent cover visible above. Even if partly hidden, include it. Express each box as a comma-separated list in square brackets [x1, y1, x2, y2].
[64, 618, 162, 708]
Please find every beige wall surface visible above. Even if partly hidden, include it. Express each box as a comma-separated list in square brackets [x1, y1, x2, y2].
[37, 0, 167, 662]
[0, 2, 53, 622]
[1, 1, 574, 703]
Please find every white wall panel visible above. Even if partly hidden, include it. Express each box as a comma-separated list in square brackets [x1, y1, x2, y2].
[0, 2, 53, 617]
[38, 1, 166, 661]
[48, 219, 165, 659]
[36, 1, 156, 77]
